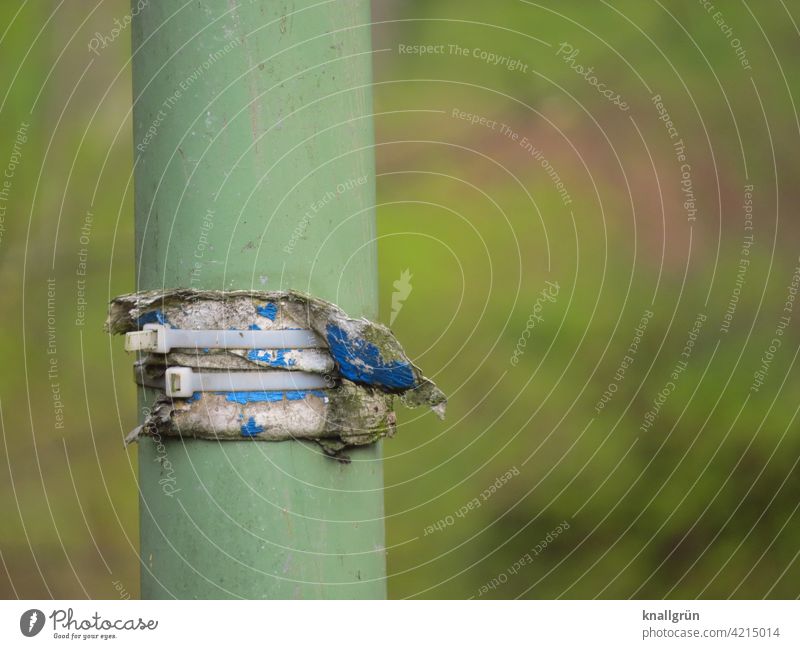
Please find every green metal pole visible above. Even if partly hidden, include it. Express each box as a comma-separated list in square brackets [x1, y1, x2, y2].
[131, 0, 385, 598]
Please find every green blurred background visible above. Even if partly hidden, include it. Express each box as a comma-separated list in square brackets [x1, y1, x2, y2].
[2, 0, 800, 598]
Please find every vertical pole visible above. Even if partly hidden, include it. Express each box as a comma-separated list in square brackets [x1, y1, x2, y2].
[131, 1, 385, 598]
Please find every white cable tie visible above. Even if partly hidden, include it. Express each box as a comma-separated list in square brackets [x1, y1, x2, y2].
[125, 324, 324, 354]
[154, 367, 330, 398]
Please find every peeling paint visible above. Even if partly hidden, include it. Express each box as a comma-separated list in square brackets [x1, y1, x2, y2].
[109, 289, 446, 452]
[136, 310, 169, 327]
[326, 323, 415, 390]
[256, 302, 278, 320]
[246, 348, 296, 367]
[222, 389, 325, 404]
[240, 416, 264, 436]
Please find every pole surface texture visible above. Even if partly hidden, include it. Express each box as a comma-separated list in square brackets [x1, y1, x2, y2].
[131, 0, 385, 598]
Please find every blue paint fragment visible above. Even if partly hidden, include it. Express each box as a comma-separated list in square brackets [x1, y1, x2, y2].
[187, 392, 202, 402]
[137, 310, 169, 327]
[256, 302, 278, 320]
[246, 348, 296, 367]
[222, 390, 326, 404]
[286, 389, 325, 400]
[225, 390, 284, 404]
[326, 323, 416, 390]
[248, 324, 262, 330]
[240, 416, 264, 437]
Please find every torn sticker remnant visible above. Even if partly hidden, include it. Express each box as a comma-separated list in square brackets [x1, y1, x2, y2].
[108, 289, 446, 451]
